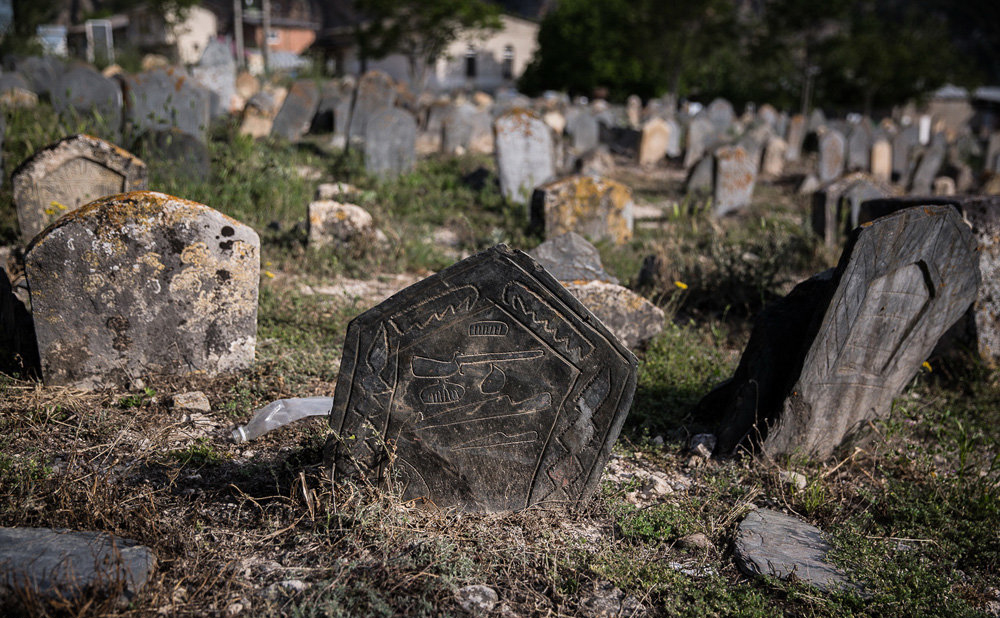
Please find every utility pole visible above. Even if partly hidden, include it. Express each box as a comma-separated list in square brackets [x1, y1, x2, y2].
[261, 0, 272, 75]
[233, 0, 244, 69]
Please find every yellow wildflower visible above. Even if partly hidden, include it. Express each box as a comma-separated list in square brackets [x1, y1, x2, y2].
[922, 361, 932, 372]
[674, 280, 688, 290]
[264, 270, 275, 279]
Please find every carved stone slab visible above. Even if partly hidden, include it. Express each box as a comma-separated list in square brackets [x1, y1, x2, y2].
[12, 135, 147, 242]
[24, 191, 259, 389]
[698, 206, 978, 458]
[328, 245, 637, 511]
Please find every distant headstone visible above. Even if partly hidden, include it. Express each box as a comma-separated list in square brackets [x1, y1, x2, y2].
[986, 132, 1000, 173]
[562, 280, 664, 348]
[271, 80, 320, 142]
[326, 245, 638, 511]
[784, 114, 806, 162]
[12, 134, 147, 241]
[0, 72, 38, 108]
[50, 66, 122, 132]
[135, 128, 210, 181]
[933, 176, 956, 196]
[528, 232, 619, 284]
[713, 145, 758, 216]
[25, 191, 260, 388]
[310, 79, 348, 134]
[807, 108, 826, 132]
[240, 86, 286, 139]
[870, 137, 892, 182]
[892, 125, 919, 180]
[494, 109, 556, 205]
[0, 528, 155, 606]
[810, 172, 896, 247]
[684, 116, 715, 169]
[530, 175, 634, 245]
[125, 67, 211, 142]
[757, 104, 778, 129]
[846, 126, 870, 171]
[817, 129, 846, 183]
[665, 118, 683, 158]
[685, 155, 714, 195]
[734, 510, 857, 592]
[191, 39, 237, 117]
[364, 107, 417, 180]
[909, 133, 946, 195]
[761, 136, 787, 177]
[626, 95, 642, 128]
[706, 98, 735, 134]
[566, 108, 600, 152]
[349, 70, 396, 139]
[443, 103, 492, 155]
[15, 56, 63, 96]
[697, 206, 978, 458]
[638, 117, 670, 167]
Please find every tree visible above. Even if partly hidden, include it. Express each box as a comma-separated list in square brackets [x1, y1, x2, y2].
[353, 0, 502, 91]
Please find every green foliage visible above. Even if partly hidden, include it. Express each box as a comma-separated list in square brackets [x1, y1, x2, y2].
[168, 438, 228, 467]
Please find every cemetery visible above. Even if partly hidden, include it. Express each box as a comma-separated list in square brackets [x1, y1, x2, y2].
[0, 2, 998, 617]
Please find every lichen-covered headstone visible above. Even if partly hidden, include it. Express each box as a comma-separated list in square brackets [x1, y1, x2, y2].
[271, 80, 320, 142]
[364, 107, 416, 180]
[124, 67, 211, 142]
[326, 245, 637, 511]
[12, 134, 147, 241]
[24, 191, 259, 388]
[817, 129, 846, 183]
[51, 66, 122, 133]
[530, 174, 634, 244]
[697, 206, 978, 458]
[495, 109, 556, 206]
[713, 145, 758, 216]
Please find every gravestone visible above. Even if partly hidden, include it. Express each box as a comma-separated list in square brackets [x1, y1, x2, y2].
[240, 86, 286, 138]
[349, 70, 397, 139]
[685, 155, 714, 195]
[933, 176, 956, 196]
[15, 56, 64, 96]
[364, 107, 417, 180]
[807, 108, 826, 132]
[124, 67, 211, 142]
[683, 116, 715, 169]
[892, 125, 919, 181]
[757, 104, 778, 129]
[443, 103, 492, 155]
[530, 174, 634, 245]
[761, 136, 787, 177]
[817, 129, 846, 183]
[24, 191, 259, 388]
[494, 109, 556, 206]
[638, 117, 670, 167]
[713, 145, 758, 216]
[909, 133, 946, 195]
[191, 39, 237, 117]
[12, 135, 147, 241]
[310, 80, 348, 134]
[0, 528, 155, 606]
[0, 72, 38, 107]
[784, 114, 806, 162]
[626, 95, 642, 128]
[50, 66, 122, 132]
[528, 232, 618, 284]
[810, 172, 896, 247]
[271, 80, 320, 142]
[135, 128, 210, 181]
[697, 206, 978, 458]
[566, 108, 599, 152]
[665, 118, 683, 158]
[846, 126, 870, 171]
[870, 137, 892, 182]
[986, 132, 1000, 173]
[706, 98, 735, 134]
[543, 110, 567, 136]
[326, 245, 638, 511]
[308, 201, 379, 248]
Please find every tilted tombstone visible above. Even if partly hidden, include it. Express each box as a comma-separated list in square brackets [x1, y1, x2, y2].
[443, 102, 490, 155]
[24, 191, 260, 388]
[530, 174, 634, 245]
[528, 231, 618, 284]
[846, 126, 870, 171]
[684, 115, 715, 169]
[326, 245, 638, 511]
[124, 67, 211, 142]
[191, 39, 237, 117]
[271, 80, 320, 142]
[15, 56, 64, 97]
[697, 206, 978, 458]
[363, 107, 417, 180]
[986, 132, 1000, 173]
[494, 108, 556, 206]
[870, 137, 892, 182]
[50, 66, 122, 132]
[810, 172, 896, 247]
[784, 114, 806, 162]
[817, 129, 846, 183]
[909, 133, 947, 195]
[310, 80, 348, 134]
[349, 70, 397, 139]
[135, 127, 211, 181]
[685, 155, 714, 196]
[714, 145, 758, 216]
[12, 135, 147, 241]
[565, 107, 599, 152]
[638, 117, 670, 167]
[240, 86, 286, 139]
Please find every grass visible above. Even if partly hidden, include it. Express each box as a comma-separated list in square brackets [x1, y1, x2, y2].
[0, 101, 998, 616]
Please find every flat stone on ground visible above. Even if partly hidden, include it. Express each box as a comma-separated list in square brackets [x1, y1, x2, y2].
[562, 280, 664, 348]
[528, 232, 619, 284]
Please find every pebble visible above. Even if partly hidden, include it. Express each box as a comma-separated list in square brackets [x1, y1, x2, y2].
[689, 433, 717, 459]
[455, 584, 498, 615]
[173, 391, 212, 413]
[779, 470, 808, 491]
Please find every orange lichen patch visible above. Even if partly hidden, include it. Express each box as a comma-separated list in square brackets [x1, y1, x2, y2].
[541, 175, 634, 245]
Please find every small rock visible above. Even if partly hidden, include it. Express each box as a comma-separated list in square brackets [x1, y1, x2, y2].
[689, 433, 717, 459]
[315, 182, 359, 200]
[639, 474, 674, 499]
[579, 580, 645, 618]
[678, 532, 713, 551]
[652, 435, 665, 447]
[779, 470, 808, 491]
[456, 584, 498, 615]
[295, 165, 322, 180]
[173, 391, 211, 413]
[278, 579, 308, 592]
[307, 201, 379, 249]
[563, 280, 665, 348]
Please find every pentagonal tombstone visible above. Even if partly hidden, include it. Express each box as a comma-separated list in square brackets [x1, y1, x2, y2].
[328, 245, 638, 512]
[24, 191, 260, 389]
[12, 135, 147, 242]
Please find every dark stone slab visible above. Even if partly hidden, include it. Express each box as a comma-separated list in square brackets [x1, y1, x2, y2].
[326, 245, 638, 511]
[191, 39, 236, 118]
[124, 67, 211, 142]
[24, 191, 259, 389]
[528, 232, 619, 284]
[892, 125, 919, 181]
[310, 79, 349, 134]
[0, 527, 155, 605]
[271, 80, 320, 142]
[12, 134, 147, 242]
[51, 66, 122, 133]
[810, 172, 897, 247]
[495, 109, 556, 206]
[364, 107, 417, 180]
[685, 155, 713, 195]
[697, 206, 978, 458]
[349, 70, 397, 139]
[14, 56, 64, 96]
[846, 125, 871, 171]
[734, 510, 857, 592]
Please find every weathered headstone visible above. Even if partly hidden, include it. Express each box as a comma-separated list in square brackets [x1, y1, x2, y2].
[50, 66, 122, 132]
[986, 132, 1000, 173]
[870, 137, 892, 182]
[892, 125, 919, 181]
[271, 80, 320, 142]
[326, 245, 638, 511]
[24, 191, 259, 388]
[191, 38, 237, 117]
[15, 56, 64, 96]
[846, 126, 870, 171]
[562, 280, 664, 348]
[626, 95, 642, 128]
[364, 107, 417, 180]
[0, 528, 155, 606]
[566, 107, 599, 153]
[638, 117, 670, 167]
[697, 206, 978, 458]
[684, 116, 715, 169]
[124, 67, 211, 142]
[349, 70, 397, 139]
[543, 110, 566, 136]
[713, 145, 758, 216]
[12, 135, 147, 241]
[528, 232, 619, 284]
[761, 136, 787, 178]
[784, 114, 806, 162]
[817, 129, 846, 183]
[494, 109, 556, 206]
[308, 201, 379, 248]
[706, 98, 735, 134]
[665, 117, 683, 158]
[810, 172, 896, 247]
[757, 104, 778, 129]
[734, 510, 857, 592]
[685, 155, 714, 195]
[530, 174, 634, 245]
[240, 86, 286, 139]
[909, 133, 946, 195]
[443, 103, 492, 155]
[807, 108, 826, 132]
[135, 128, 210, 181]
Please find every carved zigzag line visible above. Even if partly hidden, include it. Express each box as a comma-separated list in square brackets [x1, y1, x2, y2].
[506, 291, 590, 359]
